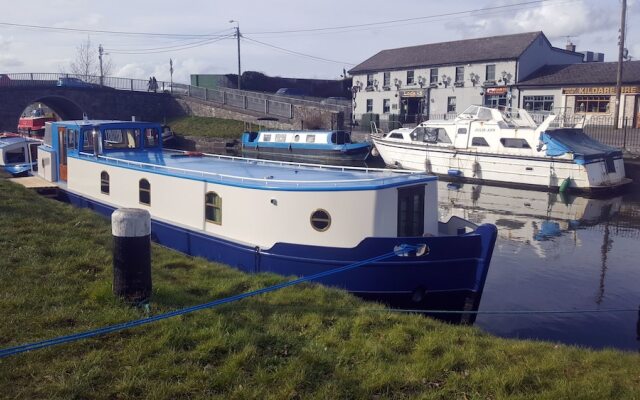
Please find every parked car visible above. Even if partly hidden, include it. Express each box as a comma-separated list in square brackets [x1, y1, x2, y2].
[321, 96, 350, 106]
[56, 77, 99, 88]
[275, 88, 308, 96]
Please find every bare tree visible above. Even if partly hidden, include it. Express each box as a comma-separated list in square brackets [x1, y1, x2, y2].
[69, 36, 114, 83]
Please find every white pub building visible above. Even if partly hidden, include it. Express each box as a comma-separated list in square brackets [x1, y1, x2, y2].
[348, 31, 626, 125]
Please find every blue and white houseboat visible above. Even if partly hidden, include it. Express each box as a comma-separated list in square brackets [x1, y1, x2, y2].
[36, 120, 497, 306]
[0, 133, 41, 176]
[241, 130, 371, 163]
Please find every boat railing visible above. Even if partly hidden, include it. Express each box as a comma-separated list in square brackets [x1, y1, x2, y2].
[77, 151, 421, 187]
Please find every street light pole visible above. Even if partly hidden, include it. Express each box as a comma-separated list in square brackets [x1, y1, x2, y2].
[229, 20, 241, 90]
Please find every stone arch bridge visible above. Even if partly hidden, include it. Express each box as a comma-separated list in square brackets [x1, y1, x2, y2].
[0, 86, 182, 132]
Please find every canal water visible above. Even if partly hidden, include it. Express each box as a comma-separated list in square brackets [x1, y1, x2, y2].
[180, 147, 640, 350]
[438, 182, 640, 351]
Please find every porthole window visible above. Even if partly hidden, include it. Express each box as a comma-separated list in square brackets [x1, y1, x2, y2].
[205, 191, 222, 224]
[139, 179, 150, 205]
[310, 209, 331, 232]
[100, 171, 110, 194]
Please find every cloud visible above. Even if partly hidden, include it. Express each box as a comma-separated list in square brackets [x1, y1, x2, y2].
[0, 35, 24, 68]
[447, 0, 616, 40]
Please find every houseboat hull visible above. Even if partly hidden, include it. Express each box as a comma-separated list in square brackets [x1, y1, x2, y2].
[60, 187, 497, 304]
[372, 138, 629, 194]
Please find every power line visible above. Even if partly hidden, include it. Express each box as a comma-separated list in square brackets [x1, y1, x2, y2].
[243, 0, 565, 35]
[107, 34, 235, 55]
[105, 30, 235, 53]
[105, 28, 235, 52]
[242, 36, 356, 65]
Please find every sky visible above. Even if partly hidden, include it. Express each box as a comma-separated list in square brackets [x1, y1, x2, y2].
[0, 0, 638, 84]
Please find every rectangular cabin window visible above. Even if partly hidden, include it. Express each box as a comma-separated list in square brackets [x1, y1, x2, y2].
[471, 137, 490, 146]
[4, 147, 25, 164]
[430, 68, 438, 84]
[605, 157, 616, 173]
[388, 132, 404, 139]
[67, 129, 78, 150]
[306, 135, 315, 143]
[262, 134, 271, 142]
[275, 134, 286, 142]
[397, 185, 425, 237]
[500, 138, 531, 149]
[82, 131, 95, 152]
[412, 127, 451, 143]
[383, 99, 391, 114]
[144, 128, 159, 148]
[103, 129, 141, 150]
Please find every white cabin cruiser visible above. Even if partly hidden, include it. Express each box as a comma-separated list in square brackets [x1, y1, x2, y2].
[372, 106, 630, 193]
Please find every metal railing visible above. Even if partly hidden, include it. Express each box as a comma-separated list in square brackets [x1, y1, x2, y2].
[1, 72, 351, 121]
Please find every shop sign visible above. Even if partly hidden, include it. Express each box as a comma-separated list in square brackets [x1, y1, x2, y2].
[562, 86, 640, 95]
[400, 89, 425, 97]
[485, 87, 507, 95]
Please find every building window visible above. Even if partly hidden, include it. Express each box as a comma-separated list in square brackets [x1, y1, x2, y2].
[100, 171, 109, 194]
[366, 99, 373, 113]
[383, 99, 391, 114]
[447, 97, 457, 113]
[575, 95, 610, 113]
[205, 191, 222, 225]
[139, 179, 150, 205]
[366, 73, 375, 87]
[500, 138, 531, 149]
[455, 67, 465, 83]
[310, 209, 331, 232]
[485, 64, 496, 81]
[430, 68, 438, 84]
[383, 72, 390, 88]
[523, 95, 554, 112]
[407, 70, 415, 85]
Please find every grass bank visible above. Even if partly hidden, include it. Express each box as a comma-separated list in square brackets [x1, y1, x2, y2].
[167, 116, 245, 139]
[1, 178, 639, 399]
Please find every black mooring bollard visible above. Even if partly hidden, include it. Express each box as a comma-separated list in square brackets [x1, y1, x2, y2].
[112, 208, 152, 303]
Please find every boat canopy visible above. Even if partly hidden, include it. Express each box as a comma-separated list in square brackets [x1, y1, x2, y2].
[539, 129, 622, 164]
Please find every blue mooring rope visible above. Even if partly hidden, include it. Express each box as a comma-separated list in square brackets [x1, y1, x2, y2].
[0, 245, 418, 359]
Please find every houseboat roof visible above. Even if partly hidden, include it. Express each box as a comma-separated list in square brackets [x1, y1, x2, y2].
[0, 136, 39, 148]
[80, 150, 435, 191]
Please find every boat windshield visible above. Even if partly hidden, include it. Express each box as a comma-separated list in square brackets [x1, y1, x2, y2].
[459, 106, 493, 121]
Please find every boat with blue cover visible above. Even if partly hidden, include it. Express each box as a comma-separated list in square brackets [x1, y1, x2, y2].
[35, 120, 497, 307]
[373, 105, 631, 193]
[241, 130, 371, 163]
[0, 133, 41, 176]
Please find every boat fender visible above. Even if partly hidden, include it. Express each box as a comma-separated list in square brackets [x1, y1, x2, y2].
[370, 147, 379, 157]
[185, 151, 204, 157]
[447, 169, 463, 177]
[559, 177, 571, 193]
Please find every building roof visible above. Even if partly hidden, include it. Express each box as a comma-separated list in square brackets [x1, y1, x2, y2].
[517, 61, 640, 86]
[349, 32, 557, 74]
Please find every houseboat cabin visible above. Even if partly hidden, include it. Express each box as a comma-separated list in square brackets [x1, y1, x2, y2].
[241, 130, 371, 163]
[0, 133, 41, 175]
[36, 120, 497, 307]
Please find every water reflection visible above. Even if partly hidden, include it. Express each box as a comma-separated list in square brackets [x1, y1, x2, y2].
[439, 182, 640, 350]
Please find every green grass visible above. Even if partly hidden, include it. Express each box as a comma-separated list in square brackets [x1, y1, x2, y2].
[1, 178, 639, 399]
[167, 116, 245, 139]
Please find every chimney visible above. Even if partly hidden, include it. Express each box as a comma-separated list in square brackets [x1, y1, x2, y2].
[566, 42, 576, 52]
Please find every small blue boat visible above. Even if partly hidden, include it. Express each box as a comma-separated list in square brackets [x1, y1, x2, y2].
[0, 133, 41, 176]
[241, 130, 371, 163]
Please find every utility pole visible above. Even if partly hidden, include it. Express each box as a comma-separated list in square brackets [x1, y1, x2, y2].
[230, 20, 241, 90]
[613, 0, 627, 129]
[169, 58, 174, 94]
[98, 44, 104, 86]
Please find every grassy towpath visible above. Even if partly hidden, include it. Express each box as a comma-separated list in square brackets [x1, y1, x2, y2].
[167, 116, 245, 139]
[0, 177, 639, 399]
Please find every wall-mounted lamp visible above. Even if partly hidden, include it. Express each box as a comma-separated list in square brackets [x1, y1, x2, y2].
[500, 71, 513, 85]
[440, 74, 451, 88]
[417, 76, 426, 87]
[469, 72, 480, 86]
[393, 78, 402, 89]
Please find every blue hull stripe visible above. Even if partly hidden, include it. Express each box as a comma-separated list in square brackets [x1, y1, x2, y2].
[61, 190, 497, 299]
